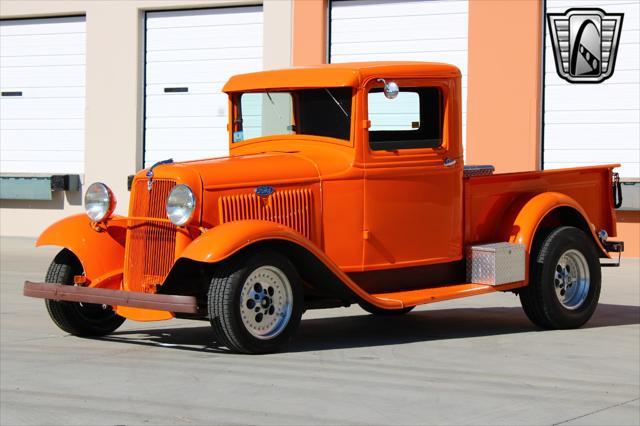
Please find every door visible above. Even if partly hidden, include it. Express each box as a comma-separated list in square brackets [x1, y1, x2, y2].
[363, 80, 463, 269]
[0, 16, 86, 174]
[144, 6, 263, 167]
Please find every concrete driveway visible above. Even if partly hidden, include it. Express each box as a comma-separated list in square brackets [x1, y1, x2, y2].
[1, 237, 638, 425]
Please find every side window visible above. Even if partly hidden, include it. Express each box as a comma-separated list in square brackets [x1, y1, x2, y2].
[368, 87, 443, 151]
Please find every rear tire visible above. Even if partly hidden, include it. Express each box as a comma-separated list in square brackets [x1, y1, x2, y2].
[209, 250, 303, 354]
[45, 250, 125, 337]
[359, 301, 414, 316]
[519, 226, 601, 329]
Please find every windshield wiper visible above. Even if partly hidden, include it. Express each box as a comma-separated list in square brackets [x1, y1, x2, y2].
[324, 88, 349, 119]
[265, 91, 285, 123]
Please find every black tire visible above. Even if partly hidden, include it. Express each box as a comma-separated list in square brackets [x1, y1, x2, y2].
[209, 250, 304, 354]
[44, 250, 125, 337]
[519, 226, 601, 329]
[359, 301, 415, 316]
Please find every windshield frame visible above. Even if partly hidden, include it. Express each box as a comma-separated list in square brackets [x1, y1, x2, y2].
[229, 87, 356, 148]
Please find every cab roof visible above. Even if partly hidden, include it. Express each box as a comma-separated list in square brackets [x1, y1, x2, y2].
[222, 61, 461, 93]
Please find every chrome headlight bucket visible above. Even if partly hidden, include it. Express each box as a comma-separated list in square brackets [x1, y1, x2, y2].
[166, 184, 195, 226]
[84, 182, 116, 222]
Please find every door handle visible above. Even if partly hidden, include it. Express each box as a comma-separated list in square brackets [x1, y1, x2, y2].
[444, 158, 457, 167]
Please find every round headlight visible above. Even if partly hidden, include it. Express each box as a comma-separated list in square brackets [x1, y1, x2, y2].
[84, 182, 116, 222]
[166, 184, 195, 226]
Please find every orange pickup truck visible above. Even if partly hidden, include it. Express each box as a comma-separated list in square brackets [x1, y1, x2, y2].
[25, 62, 624, 354]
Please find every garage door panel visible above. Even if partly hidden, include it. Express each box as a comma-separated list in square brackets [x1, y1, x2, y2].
[0, 16, 84, 34]
[145, 128, 228, 147]
[146, 29, 262, 51]
[145, 82, 225, 96]
[1, 66, 85, 89]
[0, 37, 84, 57]
[145, 147, 228, 165]
[146, 7, 262, 27]
[146, 93, 228, 117]
[331, 38, 468, 57]
[145, 59, 262, 85]
[1, 17, 86, 175]
[146, 116, 226, 129]
[0, 118, 83, 131]
[147, 46, 262, 63]
[0, 130, 83, 150]
[545, 149, 638, 165]
[546, 110, 639, 125]
[1, 98, 84, 120]
[332, 15, 468, 40]
[332, 0, 467, 17]
[144, 7, 263, 168]
[545, 85, 639, 111]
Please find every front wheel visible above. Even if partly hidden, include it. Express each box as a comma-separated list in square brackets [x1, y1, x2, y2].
[519, 226, 601, 329]
[208, 250, 303, 354]
[45, 250, 125, 337]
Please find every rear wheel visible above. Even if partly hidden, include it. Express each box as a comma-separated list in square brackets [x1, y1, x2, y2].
[209, 250, 303, 354]
[519, 226, 601, 329]
[45, 250, 125, 336]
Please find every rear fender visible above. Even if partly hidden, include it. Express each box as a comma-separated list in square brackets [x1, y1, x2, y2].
[36, 214, 127, 283]
[502, 192, 609, 259]
[179, 220, 402, 309]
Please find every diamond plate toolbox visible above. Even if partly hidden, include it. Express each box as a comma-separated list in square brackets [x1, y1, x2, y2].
[467, 243, 525, 286]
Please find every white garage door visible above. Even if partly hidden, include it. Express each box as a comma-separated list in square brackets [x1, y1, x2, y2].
[544, 0, 639, 178]
[330, 0, 469, 147]
[0, 16, 86, 174]
[144, 7, 263, 167]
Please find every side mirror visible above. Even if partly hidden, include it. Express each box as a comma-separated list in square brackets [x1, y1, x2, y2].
[377, 79, 399, 99]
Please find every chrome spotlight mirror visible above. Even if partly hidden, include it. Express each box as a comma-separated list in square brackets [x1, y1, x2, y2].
[377, 78, 399, 99]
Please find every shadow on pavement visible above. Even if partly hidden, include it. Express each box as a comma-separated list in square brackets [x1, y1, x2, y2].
[99, 303, 640, 354]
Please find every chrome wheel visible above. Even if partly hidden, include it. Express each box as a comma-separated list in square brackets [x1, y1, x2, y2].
[554, 249, 590, 310]
[239, 265, 293, 340]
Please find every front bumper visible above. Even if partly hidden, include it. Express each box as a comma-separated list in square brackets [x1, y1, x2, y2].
[23, 281, 199, 314]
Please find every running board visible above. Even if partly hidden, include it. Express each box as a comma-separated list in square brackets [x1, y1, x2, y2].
[371, 281, 525, 308]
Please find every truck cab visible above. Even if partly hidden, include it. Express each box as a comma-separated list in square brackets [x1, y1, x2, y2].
[25, 62, 624, 354]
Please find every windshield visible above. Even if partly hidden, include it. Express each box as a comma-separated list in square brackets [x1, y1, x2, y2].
[232, 88, 352, 142]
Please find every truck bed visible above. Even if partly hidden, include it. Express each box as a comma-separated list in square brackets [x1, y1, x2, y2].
[464, 164, 618, 247]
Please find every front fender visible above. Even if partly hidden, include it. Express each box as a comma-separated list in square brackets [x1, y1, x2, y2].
[501, 192, 608, 257]
[179, 220, 403, 309]
[36, 214, 127, 280]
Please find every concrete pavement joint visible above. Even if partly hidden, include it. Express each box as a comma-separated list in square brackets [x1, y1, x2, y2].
[552, 397, 640, 426]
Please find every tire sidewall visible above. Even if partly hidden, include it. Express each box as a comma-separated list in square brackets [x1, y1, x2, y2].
[536, 228, 601, 328]
[227, 251, 304, 353]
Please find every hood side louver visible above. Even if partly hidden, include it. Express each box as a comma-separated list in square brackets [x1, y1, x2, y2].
[219, 189, 313, 239]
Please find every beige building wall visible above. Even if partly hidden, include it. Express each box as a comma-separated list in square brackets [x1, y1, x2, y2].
[0, 0, 292, 237]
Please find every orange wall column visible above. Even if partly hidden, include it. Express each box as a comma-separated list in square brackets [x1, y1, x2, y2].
[466, 0, 543, 173]
[292, 0, 327, 66]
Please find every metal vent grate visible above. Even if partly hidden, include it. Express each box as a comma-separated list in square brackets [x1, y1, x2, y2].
[219, 189, 313, 239]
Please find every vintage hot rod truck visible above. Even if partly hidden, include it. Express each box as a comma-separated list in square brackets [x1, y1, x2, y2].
[25, 62, 624, 354]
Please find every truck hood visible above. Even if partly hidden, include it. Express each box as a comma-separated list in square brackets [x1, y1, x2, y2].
[174, 151, 321, 190]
